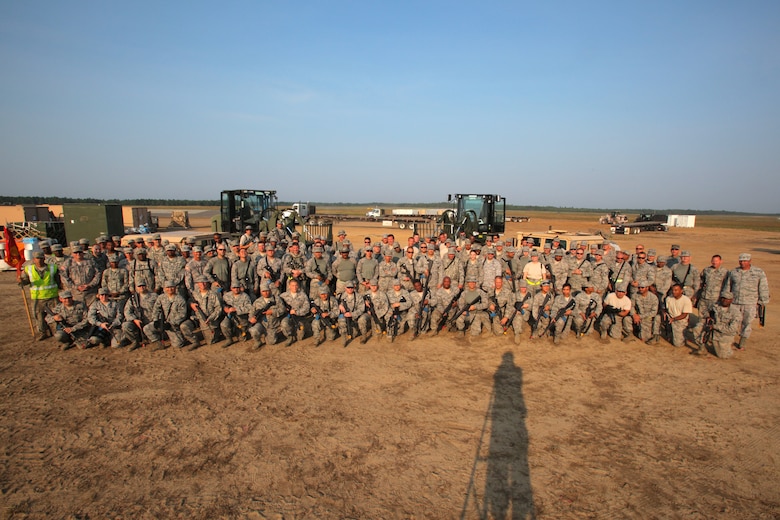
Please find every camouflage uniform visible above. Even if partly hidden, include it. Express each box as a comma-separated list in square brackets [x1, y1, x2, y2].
[549, 293, 577, 342]
[279, 288, 310, 343]
[101, 266, 129, 300]
[455, 285, 488, 336]
[566, 254, 593, 294]
[723, 261, 770, 341]
[231, 257, 258, 299]
[438, 253, 464, 289]
[531, 286, 554, 338]
[128, 255, 158, 293]
[220, 289, 253, 344]
[364, 286, 390, 335]
[338, 288, 369, 343]
[188, 286, 223, 342]
[249, 291, 283, 346]
[47, 299, 89, 346]
[150, 291, 190, 348]
[697, 265, 728, 317]
[488, 285, 522, 339]
[356, 252, 378, 294]
[572, 289, 602, 337]
[87, 297, 123, 347]
[600, 292, 632, 340]
[386, 285, 412, 340]
[430, 285, 460, 333]
[630, 289, 659, 341]
[311, 292, 339, 344]
[122, 290, 158, 348]
[709, 302, 742, 359]
[671, 260, 699, 299]
[377, 258, 399, 293]
[63, 254, 100, 306]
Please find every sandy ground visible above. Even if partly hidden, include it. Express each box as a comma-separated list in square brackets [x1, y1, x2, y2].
[1, 215, 778, 519]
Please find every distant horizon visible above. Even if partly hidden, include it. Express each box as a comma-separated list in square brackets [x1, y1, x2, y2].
[1, 195, 778, 216]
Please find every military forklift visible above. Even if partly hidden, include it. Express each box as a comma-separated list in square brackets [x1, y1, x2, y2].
[213, 189, 331, 244]
[437, 193, 506, 243]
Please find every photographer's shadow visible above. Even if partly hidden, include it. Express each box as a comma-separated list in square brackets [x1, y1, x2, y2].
[462, 351, 535, 519]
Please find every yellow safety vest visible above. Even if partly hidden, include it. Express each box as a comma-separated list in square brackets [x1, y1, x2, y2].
[25, 263, 59, 300]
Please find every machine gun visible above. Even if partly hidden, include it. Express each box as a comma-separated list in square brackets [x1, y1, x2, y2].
[543, 298, 576, 336]
[363, 294, 386, 334]
[449, 294, 482, 331]
[339, 295, 355, 341]
[400, 263, 418, 285]
[390, 296, 407, 338]
[757, 303, 766, 327]
[413, 286, 431, 337]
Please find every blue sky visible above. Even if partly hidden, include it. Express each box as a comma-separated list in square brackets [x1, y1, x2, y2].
[1, 1, 779, 212]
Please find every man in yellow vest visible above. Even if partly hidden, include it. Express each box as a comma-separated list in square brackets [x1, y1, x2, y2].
[20, 251, 61, 341]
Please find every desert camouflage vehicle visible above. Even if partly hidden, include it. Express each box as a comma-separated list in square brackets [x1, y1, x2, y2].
[518, 230, 617, 251]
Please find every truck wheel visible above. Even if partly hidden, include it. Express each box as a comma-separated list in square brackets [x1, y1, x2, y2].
[398, 222, 406, 229]
[408, 222, 415, 231]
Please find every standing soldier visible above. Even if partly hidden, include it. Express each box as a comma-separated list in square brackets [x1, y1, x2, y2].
[696, 254, 728, 315]
[567, 248, 593, 294]
[306, 245, 333, 299]
[231, 246, 257, 299]
[62, 246, 100, 307]
[148, 234, 165, 269]
[481, 248, 503, 293]
[20, 251, 61, 340]
[159, 244, 186, 296]
[666, 244, 682, 269]
[589, 249, 610, 296]
[463, 249, 483, 290]
[671, 251, 699, 299]
[122, 280, 158, 351]
[255, 246, 282, 295]
[438, 247, 464, 290]
[206, 243, 232, 293]
[547, 249, 569, 295]
[522, 251, 548, 298]
[722, 253, 770, 350]
[128, 248, 157, 294]
[282, 242, 308, 295]
[629, 251, 654, 297]
[331, 245, 358, 296]
[101, 254, 129, 302]
[356, 247, 378, 295]
[397, 247, 418, 291]
[184, 246, 208, 295]
[377, 252, 399, 293]
[609, 251, 633, 293]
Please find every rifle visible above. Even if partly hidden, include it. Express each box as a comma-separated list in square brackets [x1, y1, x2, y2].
[192, 300, 214, 343]
[339, 295, 354, 340]
[264, 256, 280, 283]
[363, 294, 386, 333]
[44, 307, 87, 349]
[282, 297, 304, 336]
[390, 296, 407, 337]
[608, 262, 627, 293]
[757, 303, 766, 327]
[503, 292, 531, 334]
[505, 259, 516, 292]
[414, 287, 431, 336]
[226, 311, 248, 340]
[400, 263, 417, 285]
[698, 309, 715, 346]
[489, 296, 503, 324]
[310, 299, 336, 330]
[578, 298, 598, 336]
[544, 298, 576, 336]
[449, 294, 482, 331]
[436, 289, 463, 332]
[545, 263, 556, 291]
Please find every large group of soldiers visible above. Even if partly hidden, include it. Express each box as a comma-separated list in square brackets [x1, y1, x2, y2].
[18, 224, 770, 359]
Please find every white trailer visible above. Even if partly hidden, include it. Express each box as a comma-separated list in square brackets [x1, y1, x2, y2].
[666, 215, 696, 228]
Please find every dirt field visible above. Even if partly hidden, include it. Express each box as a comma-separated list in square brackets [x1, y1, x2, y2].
[1, 214, 778, 519]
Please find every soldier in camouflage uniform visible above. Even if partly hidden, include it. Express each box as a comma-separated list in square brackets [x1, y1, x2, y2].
[364, 280, 390, 338]
[62, 246, 101, 307]
[46, 290, 89, 350]
[629, 252, 654, 297]
[549, 283, 577, 344]
[338, 281, 370, 345]
[148, 234, 165, 269]
[187, 276, 224, 347]
[572, 283, 602, 338]
[148, 280, 191, 350]
[664, 284, 692, 347]
[488, 276, 522, 343]
[280, 279, 310, 346]
[695, 254, 728, 317]
[220, 283, 253, 347]
[566, 248, 593, 294]
[693, 292, 742, 359]
[122, 280, 158, 351]
[255, 246, 282, 295]
[671, 251, 699, 299]
[101, 254, 129, 302]
[249, 282, 283, 348]
[184, 247, 208, 295]
[429, 276, 460, 335]
[481, 248, 503, 293]
[455, 277, 488, 337]
[722, 253, 770, 350]
[331, 245, 358, 297]
[231, 247, 257, 300]
[609, 251, 633, 294]
[305, 245, 333, 299]
[463, 250, 483, 291]
[377, 252, 399, 293]
[600, 286, 633, 340]
[159, 244, 187, 297]
[128, 248, 158, 294]
[629, 282, 659, 343]
[310, 286, 339, 346]
[386, 279, 412, 341]
[356, 247, 378, 295]
[438, 248, 464, 290]
[87, 288, 123, 347]
[397, 247, 419, 291]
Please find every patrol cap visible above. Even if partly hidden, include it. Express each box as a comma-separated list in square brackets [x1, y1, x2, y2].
[312, 246, 324, 253]
[152, 234, 162, 240]
[97, 236, 108, 243]
[260, 281, 272, 291]
[98, 287, 110, 295]
[393, 243, 401, 249]
[466, 276, 478, 283]
[203, 246, 214, 254]
[517, 279, 528, 288]
[52, 244, 63, 251]
[135, 280, 147, 287]
[638, 281, 649, 288]
[615, 284, 628, 293]
[195, 276, 210, 284]
[530, 250, 539, 257]
[448, 247, 457, 254]
[595, 249, 604, 256]
[319, 287, 330, 295]
[192, 246, 203, 253]
[32, 251, 45, 259]
[127, 239, 136, 245]
[522, 246, 529, 253]
[181, 245, 192, 253]
[345, 281, 355, 289]
[259, 231, 268, 238]
[392, 278, 402, 286]
[71, 246, 83, 253]
[506, 246, 516, 253]
[369, 278, 379, 286]
[341, 246, 350, 253]
[681, 250, 691, 257]
[670, 244, 680, 250]
[582, 281, 593, 289]
[269, 236, 278, 242]
[165, 280, 178, 289]
[165, 244, 177, 251]
[78, 238, 89, 245]
[485, 248, 495, 255]
[364, 246, 372, 252]
[721, 290, 734, 300]
[647, 249, 656, 256]
[230, 282, 241, 289]
[108, 254, 119, 263]
[738, 253, 751, 261]
[40, 240, 51, 248]
[112, 236, 121, 242]
[135, 247, 148, 256]
[59, 290, 73, 298]
[338, 230, 346, 236]
[541, 280, 551, 286]
[656, 255, 667, 264]
[554, 249, 564, 256]
[245, 225, 253, 230]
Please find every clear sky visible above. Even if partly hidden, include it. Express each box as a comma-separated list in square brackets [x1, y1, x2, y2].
[1, 1, 778, 212]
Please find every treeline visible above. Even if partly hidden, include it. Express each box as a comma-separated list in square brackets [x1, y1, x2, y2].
[0, 196, 218, 207]
[1, 196, 775, 216]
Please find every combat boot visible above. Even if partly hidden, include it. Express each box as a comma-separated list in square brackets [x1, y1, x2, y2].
[360, 331, 370, 344]
[735, 337, 747, 351]
[128, 341, 141, 351]
[187, 339, 202, 351]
